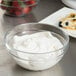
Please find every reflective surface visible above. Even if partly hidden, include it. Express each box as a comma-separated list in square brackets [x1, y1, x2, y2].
[0, 0, 76, 76]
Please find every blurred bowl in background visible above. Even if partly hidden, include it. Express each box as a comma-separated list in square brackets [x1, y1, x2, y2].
[61, 0, 76, 9]
[0, 0, 39, 17]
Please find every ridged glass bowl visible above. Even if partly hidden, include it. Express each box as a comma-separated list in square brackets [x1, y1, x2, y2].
[0, 0, 39, 16]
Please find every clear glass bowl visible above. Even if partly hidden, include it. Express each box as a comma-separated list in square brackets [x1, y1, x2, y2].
[0, 0, 39, 16]
[4, 23, 69, 71]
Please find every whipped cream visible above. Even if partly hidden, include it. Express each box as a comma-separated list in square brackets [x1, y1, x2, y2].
[13, 31, 63, 70]
[13, 31, 63, 53]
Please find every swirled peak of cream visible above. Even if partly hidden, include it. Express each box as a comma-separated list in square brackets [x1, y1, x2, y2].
[13, 31, 63, 53]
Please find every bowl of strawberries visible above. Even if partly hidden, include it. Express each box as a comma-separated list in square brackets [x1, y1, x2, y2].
[0, 0, 39, 17]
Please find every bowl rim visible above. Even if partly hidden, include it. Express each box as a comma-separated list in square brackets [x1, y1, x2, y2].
[4, 23, 69, 54]
[0, 0, 40, 8]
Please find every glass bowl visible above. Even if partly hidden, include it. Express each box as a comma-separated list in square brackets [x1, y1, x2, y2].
[4, 23, 69, 71]
[0, 0, 39, 16]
